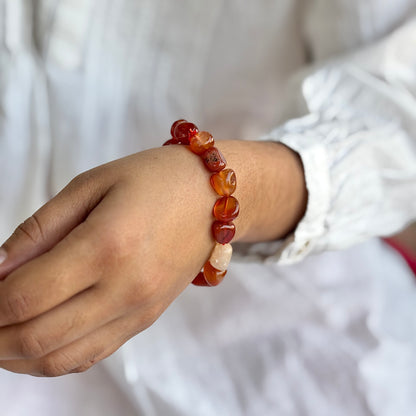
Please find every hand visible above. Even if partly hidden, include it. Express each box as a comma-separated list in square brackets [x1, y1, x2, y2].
[0, 145, 220, 376]
[0, 140, 307, 376]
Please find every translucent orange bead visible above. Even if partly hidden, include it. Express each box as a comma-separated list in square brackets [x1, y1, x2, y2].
[212, 221, 236, 244]
[203, 260, 227, 286]
[202, 147, 226, 172]
[189, 131, 214, 155]
[213, 196, 240, 222]
[210, 169, 236, 196]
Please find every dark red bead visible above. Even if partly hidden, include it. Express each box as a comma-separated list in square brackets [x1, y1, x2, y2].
[163, 138, 180, 146]
[173, 122, 198, 144]
[212, 221, 236, 244]
[170, 119, 187, 137]
[192, 272, 209, 286]
[202, 147, 226, 172]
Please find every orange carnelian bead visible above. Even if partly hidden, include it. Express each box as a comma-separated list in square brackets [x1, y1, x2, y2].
[213, 196, 240, 222]
[210, 169, 236, 196]
[173, 121, 198, 144]
[170, 119, 187, 137]
[203, 260, 227, 286]
[192, 272, 209, 286]
[212, 221, 236, 244]
[189, 131, 214, 155]
[202, 147, 226, 172]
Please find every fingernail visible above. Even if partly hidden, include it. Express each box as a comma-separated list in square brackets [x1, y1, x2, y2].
[0, 248, 7, 265]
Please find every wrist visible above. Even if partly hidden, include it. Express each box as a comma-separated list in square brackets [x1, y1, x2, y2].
[215, 140, 307, 243]
[156, 120, 307, 288]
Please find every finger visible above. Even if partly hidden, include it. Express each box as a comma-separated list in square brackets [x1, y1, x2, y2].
[0, 170, 110, 280]
[0, 220, 102, 327]
[0, 279, 138, 360]
[0, 310, 154, 377]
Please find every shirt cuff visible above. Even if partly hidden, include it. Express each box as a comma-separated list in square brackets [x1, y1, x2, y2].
[232, 128, 331, 265]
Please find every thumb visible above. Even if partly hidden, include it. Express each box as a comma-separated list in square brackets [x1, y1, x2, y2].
[0, 172, 109, 280]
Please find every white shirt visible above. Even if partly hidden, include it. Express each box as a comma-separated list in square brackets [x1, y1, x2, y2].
[0, 1, 416, 415]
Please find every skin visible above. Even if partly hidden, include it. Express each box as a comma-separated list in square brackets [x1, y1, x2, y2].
[0, 140, 307, 376]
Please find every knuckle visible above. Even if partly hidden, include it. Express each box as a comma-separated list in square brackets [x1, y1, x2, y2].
[5, 291, 32, 323]
[71, 359, 96, 374]
[68, 171, 91, 188]
[18, 329, 45, 359]
[40, 356, 74, 378]
[70, 349, 104, 374]
[14, 215, 45, 245]
[92, 229, 131, 273]
[67, 168, 99, 193]
[70, 364, 91, 374]
[124, 276, 157, 308]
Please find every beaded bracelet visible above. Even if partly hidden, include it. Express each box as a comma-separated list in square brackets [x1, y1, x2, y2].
[163, 120, 239, 286]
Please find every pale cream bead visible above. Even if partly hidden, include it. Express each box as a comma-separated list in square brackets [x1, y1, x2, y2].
[208, 243, 232, 272]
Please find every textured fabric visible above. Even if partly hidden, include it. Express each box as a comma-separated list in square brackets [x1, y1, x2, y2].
[271, 19, 416, 263]
[111, 239, 416, 416]
[1, 1, 416, 415]
[235, 16, 416, 264]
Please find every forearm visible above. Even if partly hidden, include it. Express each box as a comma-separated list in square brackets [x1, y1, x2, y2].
[217, 140, 308, 243]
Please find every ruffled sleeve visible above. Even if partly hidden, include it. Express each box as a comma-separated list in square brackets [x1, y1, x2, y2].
[234, 16, 416, 264]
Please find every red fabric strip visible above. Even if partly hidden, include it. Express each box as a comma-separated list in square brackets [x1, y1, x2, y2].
[383, 237, 416, 277]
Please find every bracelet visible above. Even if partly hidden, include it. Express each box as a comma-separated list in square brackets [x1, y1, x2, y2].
[163, 120, 239, 286]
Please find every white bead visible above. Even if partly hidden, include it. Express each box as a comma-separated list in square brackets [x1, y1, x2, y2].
[208, 243, 232, 272]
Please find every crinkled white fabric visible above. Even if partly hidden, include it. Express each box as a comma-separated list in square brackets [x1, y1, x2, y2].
[239, 17, 416, 264]
[108, 239, 416, 416]
[1, 1, 416, 415]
